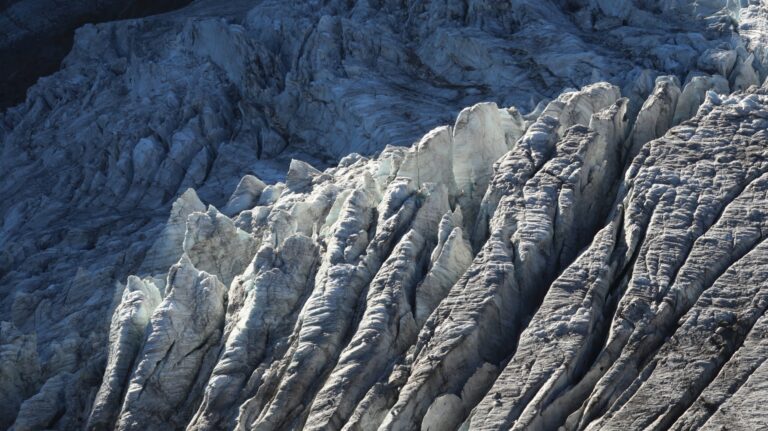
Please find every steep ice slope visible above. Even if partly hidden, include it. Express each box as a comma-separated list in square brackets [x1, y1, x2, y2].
[2, 0, 768, 429]
[69, 81, 768, 431]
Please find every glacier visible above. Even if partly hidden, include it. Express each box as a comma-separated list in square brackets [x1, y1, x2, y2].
[2, 0, 768, 430]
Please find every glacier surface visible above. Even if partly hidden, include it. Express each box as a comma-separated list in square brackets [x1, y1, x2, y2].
[2, 0, 768, 430]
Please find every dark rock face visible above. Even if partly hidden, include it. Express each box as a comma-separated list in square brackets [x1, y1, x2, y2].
[2, 0, 768, 430]
[0, 0, 191, 109]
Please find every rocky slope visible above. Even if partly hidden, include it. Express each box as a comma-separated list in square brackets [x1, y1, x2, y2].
[2, 0, 768, 430]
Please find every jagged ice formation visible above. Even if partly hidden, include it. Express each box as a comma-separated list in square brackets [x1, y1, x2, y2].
[2, 0, 768, 430]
